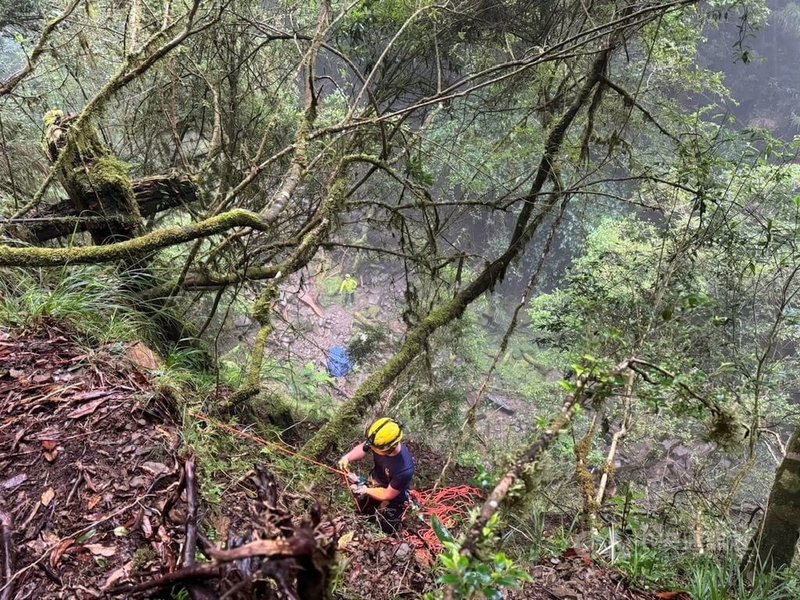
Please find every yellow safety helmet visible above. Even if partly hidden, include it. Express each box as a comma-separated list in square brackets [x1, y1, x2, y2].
[364, 417, 403, 451]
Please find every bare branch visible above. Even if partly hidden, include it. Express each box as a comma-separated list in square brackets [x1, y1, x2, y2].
[0, 0, 82, 97]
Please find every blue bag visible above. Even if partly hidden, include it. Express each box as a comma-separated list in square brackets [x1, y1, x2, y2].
[327, 346, 353, 377]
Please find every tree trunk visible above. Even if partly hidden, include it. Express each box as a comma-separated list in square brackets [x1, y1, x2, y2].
[752, 426, 800, 570]
[45, 111, 143, 244]
[40, 111, 202, 349]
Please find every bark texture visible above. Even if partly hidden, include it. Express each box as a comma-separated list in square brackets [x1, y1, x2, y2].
[45, 111, 143, 244]
[754, 426, 800, 570]
[5, 174, 198, 242]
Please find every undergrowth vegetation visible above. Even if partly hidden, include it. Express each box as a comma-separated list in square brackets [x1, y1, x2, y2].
[0, 268, 148, 342]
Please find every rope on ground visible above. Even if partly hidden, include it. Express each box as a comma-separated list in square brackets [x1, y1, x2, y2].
[190, 412, 360, 505]
[403, 486, 483, 565]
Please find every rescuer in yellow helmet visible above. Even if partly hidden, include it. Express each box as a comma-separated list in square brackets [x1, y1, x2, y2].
[337, 417, 415, 534]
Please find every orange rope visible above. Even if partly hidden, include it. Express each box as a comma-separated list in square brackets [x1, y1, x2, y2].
[403, 486, 483, 564]
[191, 412, 365, 508]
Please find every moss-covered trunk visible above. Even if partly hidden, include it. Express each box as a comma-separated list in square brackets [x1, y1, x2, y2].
[41, 112, 200, 347]
[753, 426, 800, 570]
[11, 174, 198, 243]
[45, 111, 143, 245]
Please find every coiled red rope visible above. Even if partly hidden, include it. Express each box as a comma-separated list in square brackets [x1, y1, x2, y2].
[402, 486, 483, 564]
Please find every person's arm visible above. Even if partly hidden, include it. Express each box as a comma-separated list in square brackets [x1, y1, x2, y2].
[338, 443, 367, 470]
[360, 484, 401, 502]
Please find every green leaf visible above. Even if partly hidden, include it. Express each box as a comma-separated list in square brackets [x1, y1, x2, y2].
[431, 516, 454, 544]
[76, 528, 96, 544]
[440, 573, 461, 586]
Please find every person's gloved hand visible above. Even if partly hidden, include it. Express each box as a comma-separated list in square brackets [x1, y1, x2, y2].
[350, 483, 368, 496]
[337, 456, 349, 472]
[346, 472, 361, 484]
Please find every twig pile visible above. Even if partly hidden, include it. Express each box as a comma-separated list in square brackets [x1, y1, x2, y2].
[109, 462, 337, 599]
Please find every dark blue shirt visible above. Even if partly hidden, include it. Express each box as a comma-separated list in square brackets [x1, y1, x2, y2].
[370, 444, 415, 504]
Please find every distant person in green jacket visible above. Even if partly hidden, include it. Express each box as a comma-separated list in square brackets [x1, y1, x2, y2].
[339, 273, 358, 305]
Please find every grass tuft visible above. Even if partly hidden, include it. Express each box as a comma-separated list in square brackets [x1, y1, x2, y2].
[0, 268, 150, 343]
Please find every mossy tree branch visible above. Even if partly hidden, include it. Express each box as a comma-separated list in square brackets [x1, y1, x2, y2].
[225, 174, 347, 409]
[0, 209, 268, 267]
[138, 265, 282, 300]
[435, 198, 569, 488]
[223, 1, 350, 408]
[4, 174, 199, 243]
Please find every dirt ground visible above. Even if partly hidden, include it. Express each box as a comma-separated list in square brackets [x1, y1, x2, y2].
[0, 325, 687, 599]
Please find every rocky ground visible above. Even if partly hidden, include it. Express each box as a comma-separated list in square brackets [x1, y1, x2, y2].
[0, 324, 691, 599]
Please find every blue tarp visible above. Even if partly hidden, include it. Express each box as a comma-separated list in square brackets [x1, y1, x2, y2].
[327, 346, 352, 378]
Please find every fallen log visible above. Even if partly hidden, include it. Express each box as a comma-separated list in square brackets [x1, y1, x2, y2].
[2, 174, 198, 243]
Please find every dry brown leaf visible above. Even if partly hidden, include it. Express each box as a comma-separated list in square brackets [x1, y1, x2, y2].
[141, 514, 153, 538]
[337, 531, 355, 550]
[101, 560, 134, 590]
[33, 372, 51, 383]
[9, 368, 24, 378]
[1, 473, 27, 489]
[70, 389, 111, 402]
[86, 494, 102, 510]
[67, 396, 108, 419]
[83, 544, 116, 557]
[43, 449, 58, 462]
[42, 440, 57, 450]
[127, 342, 160, 370]
[12, 427, 28, 451]
[50, 537, 75, 567]
[41, 487, 55, 506]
